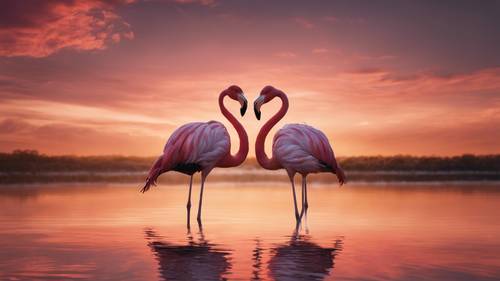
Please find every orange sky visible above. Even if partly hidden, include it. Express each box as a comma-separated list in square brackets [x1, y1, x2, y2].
[0, 0, 499, 156]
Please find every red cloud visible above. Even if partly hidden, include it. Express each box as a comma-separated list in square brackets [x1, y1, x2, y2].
[0, 0, 134, 58]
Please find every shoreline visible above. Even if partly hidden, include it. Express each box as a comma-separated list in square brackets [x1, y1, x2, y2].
[1, 170, 499, 185]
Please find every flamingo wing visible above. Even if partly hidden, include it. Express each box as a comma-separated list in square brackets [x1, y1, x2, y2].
[272, 124, 336, 174]
[163, 121, 230, 170]
[142, 121, 230, 192]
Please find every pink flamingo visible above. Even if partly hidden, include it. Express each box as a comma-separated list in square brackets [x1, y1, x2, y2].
[141, 85, 249, 225]
[253, 86, 346, 221]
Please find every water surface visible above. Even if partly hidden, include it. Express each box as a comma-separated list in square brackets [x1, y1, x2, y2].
[1, 182, 499, 280]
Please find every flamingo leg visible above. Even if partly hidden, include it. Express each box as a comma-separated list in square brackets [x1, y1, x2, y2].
[288, 174, 300, 221]
[301, 176, 305, 209]
[299, 175, 309, 222]
[196, 174, 207, 225]
[186, 175, 193, 228]
[302, 175, 309, 211]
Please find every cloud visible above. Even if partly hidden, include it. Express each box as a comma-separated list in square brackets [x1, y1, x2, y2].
[0, 119, 165, 155]
[0, 99, 175, 133]
[1, 66, 499, 156]
[0, 98, 177, 155]
[0, 0, 134, 58]
[336, 119, 500, 156]
[247, 65, 500, 155]
[0, 118, 32, 134]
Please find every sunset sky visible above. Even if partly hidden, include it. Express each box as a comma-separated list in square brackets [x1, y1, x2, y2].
[0, 0, 499, 156]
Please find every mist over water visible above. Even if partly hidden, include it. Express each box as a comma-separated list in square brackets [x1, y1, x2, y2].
[1, 182, 499, 280]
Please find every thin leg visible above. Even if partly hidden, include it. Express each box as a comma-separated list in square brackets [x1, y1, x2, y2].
[288, 174, 300, 221]
[293, 220, 300, 236]
[301, 177, 304, 207]
[186, 175, 193, 229]
[302, 176, 310, 233]
[196, 175, 207, 225]
[303, 176, 309, 211]
[298, 176, 305, 220]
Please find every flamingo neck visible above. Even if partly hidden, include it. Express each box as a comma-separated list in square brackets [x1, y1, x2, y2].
[255, 92, 288, 170]
[217, 92, 249, 167]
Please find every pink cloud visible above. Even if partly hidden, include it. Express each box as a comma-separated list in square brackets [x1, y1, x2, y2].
[0, 119, 165, 155]
[0, 1, 134, 58]
[247, 66, 500, 156]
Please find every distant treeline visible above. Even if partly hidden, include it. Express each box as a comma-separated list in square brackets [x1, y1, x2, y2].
[1, 150, 499, 173]
[0, 150, 155, 173]
[339, 155, 500, 171]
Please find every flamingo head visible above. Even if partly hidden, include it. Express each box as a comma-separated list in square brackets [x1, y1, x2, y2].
[225, 85, 247, 116]
[253, 85, 280, 120]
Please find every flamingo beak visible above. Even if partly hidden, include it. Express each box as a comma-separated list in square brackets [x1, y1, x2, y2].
[254, 107, 261, 120]
[253, 96, 264, 120]
[238, 93, 247, 116]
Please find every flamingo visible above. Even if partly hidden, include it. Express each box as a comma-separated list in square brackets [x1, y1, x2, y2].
[253, 86, 346, 221]
[141, 85, 249, 225]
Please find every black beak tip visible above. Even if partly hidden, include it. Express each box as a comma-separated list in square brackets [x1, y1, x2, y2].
[240, 102, 247, 116]
[254, 108, 261, 120]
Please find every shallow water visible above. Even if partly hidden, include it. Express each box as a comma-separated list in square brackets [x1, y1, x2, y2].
[1, 182, 499, 280]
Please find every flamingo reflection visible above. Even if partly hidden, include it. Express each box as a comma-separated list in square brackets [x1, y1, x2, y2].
[251, 239, 264, 281]
[267, 234, 343, 281]
[144, 228, 231, 281]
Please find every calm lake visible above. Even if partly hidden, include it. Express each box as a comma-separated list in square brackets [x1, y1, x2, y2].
[1, 182, 499, 280]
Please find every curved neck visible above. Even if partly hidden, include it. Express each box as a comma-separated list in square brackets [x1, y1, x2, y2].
[217, 92, 249, 167]
[255, 92, 288, 170]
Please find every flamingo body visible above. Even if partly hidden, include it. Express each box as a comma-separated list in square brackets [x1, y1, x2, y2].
[142, 121, 230, 191]
[273, 124, 337, 175]
[253, 86, 345, 222]
[164, 121, 230, 174]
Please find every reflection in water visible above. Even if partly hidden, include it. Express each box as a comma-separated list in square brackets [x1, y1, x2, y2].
[1, 183, 500, 280]
[267, 233, 343, 281]
[144, 228, 232, 281]
[252, 239, 264, 281]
